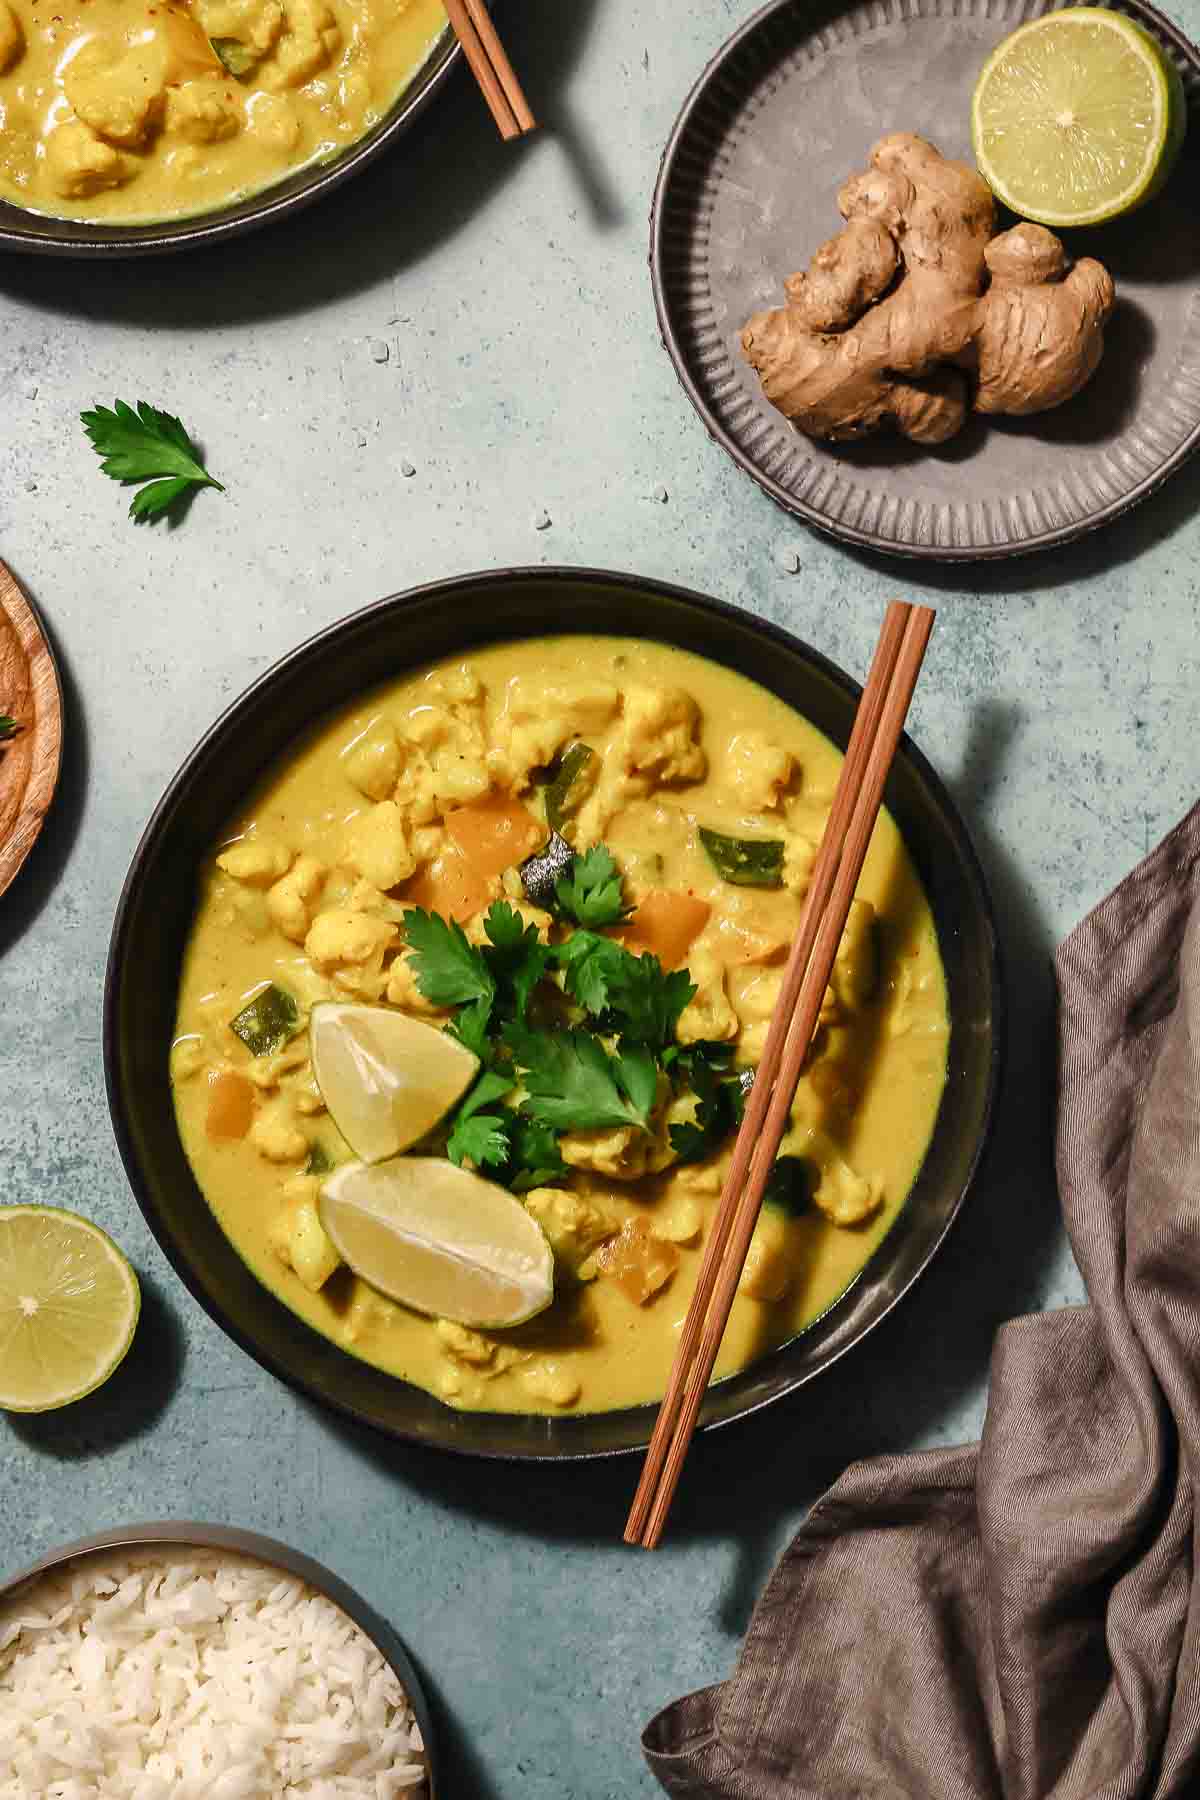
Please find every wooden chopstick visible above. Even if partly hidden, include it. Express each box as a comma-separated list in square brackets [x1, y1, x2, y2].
[445, 0, 536, 140]
[625, 600, 936, 1549]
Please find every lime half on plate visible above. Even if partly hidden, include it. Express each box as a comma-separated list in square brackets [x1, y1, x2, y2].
[972, 8, 1186, 227]
[319, 1158, 554, 1329]
[0, 1206, 140, 1412]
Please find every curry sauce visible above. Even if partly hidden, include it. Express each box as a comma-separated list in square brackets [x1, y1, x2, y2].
[172, 637, 950, 1415]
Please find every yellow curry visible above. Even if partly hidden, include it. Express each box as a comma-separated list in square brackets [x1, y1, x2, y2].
[0, 0, 443, 221]
[172, 637, 949, 1415]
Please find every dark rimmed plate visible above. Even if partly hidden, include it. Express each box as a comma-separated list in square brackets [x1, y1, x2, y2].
[104, 567, 1003, 1459]
[651, 0, 1200, 561]
[0, 17, 460, 257]
[0, 1521, 438, 1795]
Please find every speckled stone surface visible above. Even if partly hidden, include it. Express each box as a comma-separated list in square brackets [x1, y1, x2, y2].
[2, 2, 1200, 1794]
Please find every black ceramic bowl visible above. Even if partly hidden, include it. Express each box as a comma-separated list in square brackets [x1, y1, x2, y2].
[0, 20, 459, 257]
[0, 1521, 438, 1794]
[105, 567, 1003, 1459]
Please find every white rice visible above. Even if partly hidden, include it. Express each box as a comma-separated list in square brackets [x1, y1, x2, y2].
[0, 1548, 428, 1799]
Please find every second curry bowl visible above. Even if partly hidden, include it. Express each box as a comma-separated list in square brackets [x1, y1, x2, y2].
[105, 568, 1002, 1458]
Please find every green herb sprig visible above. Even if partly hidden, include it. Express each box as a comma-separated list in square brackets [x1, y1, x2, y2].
[81, 400, 225, 523]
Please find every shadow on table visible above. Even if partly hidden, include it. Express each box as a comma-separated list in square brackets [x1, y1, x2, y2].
[416, 1657, 506, 1800]
[310, 697, 1065, 1638]
[0, 586, 86, 957]
[4, 1270, 186, 1458]
[0, 0, 615, 331]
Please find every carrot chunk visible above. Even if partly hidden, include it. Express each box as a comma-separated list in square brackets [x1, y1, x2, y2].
[401, 849, 495, 924]
[622, 890, 711, 969]
[596, 1217, 680, 1305]
[444, 792, 543, 879]
[206, 1069, 255, 1141]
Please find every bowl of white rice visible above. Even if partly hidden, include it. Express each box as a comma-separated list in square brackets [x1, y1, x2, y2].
[0, 1522, 435, 1798]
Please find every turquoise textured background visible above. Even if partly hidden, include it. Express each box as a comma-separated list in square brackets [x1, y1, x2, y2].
[3, 1, 1200, 1793]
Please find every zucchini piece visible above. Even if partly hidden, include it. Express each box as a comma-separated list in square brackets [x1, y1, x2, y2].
[520, 828, 575, 910]
[305, 1141, 333, 1177]
[544, 742, 595, 832]
[762, 1155, 813, 1216]
[210, 36, 257, 76]
[699, 826, 784, 888]
[229, 983, 300, 1058]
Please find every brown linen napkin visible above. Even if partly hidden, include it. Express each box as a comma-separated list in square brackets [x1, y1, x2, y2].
[644, 804, 1200, 1800]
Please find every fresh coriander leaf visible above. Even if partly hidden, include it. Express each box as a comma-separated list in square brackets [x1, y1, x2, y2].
[447, 1113, 512, 1170]
[402, 908, 495, 1010]
[81, 400, 225, 525]
[0, 715, 16, 741]
[508, 1116, 567, 1190]
[605, 957, 695, 1050]
[613, 1042, 659, 1120]
[669, 1047, 746, 1163]
[505, 1024, 651, 1132]
[445, 1068, 517, 1170]
[482, 900, 551, 1021]
[448, 996, 493, 1061]
[554, 845, 632, 929]
[553, 930, 627, 1016]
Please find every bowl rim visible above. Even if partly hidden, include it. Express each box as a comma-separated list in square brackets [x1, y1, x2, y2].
[104, 565, 1005, 1459]
[0, 1519, 439, 1794]
[0, 15, 461, 258]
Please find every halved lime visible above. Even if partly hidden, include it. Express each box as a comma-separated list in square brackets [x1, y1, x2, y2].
[310, 1001, 478, 1165]
[0, 1207, 140, 1412]
[319, 1158, 554, 1329]
[972, 8, 1186, 227]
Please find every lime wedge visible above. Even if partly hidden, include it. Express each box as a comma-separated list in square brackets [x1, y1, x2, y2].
[0, 1207, 140, 1412]
[319, 1158, 554, 1329]
[310, 1001, 478, 1165]
[972, 8, 1186, 227]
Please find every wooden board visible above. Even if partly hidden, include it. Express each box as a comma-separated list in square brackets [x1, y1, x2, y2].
[0, 561, 63, 899]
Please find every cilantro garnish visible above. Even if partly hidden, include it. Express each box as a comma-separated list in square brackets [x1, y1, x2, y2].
[669, 1042, 747, 1164]
[504, 1024, 655, 1133]
[81, 400, 225, 524]
[402, 909, 495, 1010]
[554, 931, 695, 1049]
[554, 845, 632, 929]
[446, 1069, 518, 1171]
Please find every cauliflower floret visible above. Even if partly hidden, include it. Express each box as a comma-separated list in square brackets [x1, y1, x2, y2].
[247, 91, 301, 150]
[260, 0, 340, 88]
[521, 1361, 581, 1408]
[621, 684, 706, 784]
[342, 800, 416, 892]
[400, 705, 490, 809]
[782, 830, 819, 897]
[267, 853, 326, 943]
[523, 1188, 616, 1277]
[44, 121, 129, 198]
[813, 1154, 881, 1225]
[393, 747, 439, 833]
[250, 1107, 309, 1164]
[64, 39, 168, 146]
[656, 1195, 704, 1245]
[217, 836, 292, 887]
[676, 948, 739, 1046]
[560, 1126, 673, 1181]
[435, 1320, 496, 1367]
[0, 0, 24, 72]
[426, 663, 484, 707]
[170, 1035, 207, 1082]
[194, 0, 285, 52]
[738, 1210, 792, 1301]
[341, 716, 404, 802]
[244, 1039, 309, 1092]
[166, 78, 243, 144]
[304, 907, 396, 972]
[724, 730, 795, 811]
[830, 899, 878, 1013]
[492, 677, 620, 789]
[268, 1179, 341, 1291]
[733, 967, 783, 1063]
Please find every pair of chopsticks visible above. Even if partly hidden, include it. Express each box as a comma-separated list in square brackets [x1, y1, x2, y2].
[445, 0, 536, 140]
[625, 600, 937, 1550]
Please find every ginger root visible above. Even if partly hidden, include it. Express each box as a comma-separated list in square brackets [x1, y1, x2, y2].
[741, 133, 1115, 446]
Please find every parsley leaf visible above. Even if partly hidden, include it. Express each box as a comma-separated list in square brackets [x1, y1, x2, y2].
[554, 932, 695, 1049]
[554, 845, 632, 929]
[504, 1024, 653, 1133]
[81, 400, 225, 524]
[508, 1116, 567, 1191]
[402, 908, 495, 1010]
[482, 900, 551, 1021]
[446, 1069, 516, 1170]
